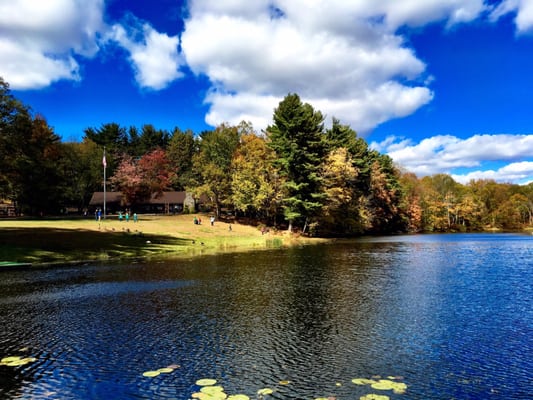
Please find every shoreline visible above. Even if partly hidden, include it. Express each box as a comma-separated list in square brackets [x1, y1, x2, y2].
[1, 215, 530, 269]
[0, 214, 326, 269]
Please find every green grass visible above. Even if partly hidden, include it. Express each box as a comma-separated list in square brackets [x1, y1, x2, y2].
[0, 215, 322, 266]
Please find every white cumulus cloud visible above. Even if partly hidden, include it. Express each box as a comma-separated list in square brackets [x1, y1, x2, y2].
[452, 161, 533, 184]
[181, 0, 488, 132]
[107, 19, 184, 90]
[0, 0, 105, 89]
[372, 134, 533, 184]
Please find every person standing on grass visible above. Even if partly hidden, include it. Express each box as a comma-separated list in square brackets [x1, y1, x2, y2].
[210, 216, 215, 226]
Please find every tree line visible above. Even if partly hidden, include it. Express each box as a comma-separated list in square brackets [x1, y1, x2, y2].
[1, 78, 531, 234]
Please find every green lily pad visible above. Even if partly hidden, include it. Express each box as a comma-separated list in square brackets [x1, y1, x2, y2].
[352, 378, 377, 385]
[257, 388, 273, 395]
[360, 395, 390, 400]
[371, 380, 396, 390]
[6, 360, 29, 367]
[142, 370, 160, 377]
[392, 382, 407, 394]
[227, 395, 250, 400]
[201, 385, 225, 394]
[157, 367, 174, 373]
[196, 378, 218, 386]
[370, 379, 408, 392]
[1, 356, 22, 364]
[279, 380, 291, 385]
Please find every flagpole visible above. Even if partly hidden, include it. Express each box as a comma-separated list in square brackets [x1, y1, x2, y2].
[103, 147, 106, 220]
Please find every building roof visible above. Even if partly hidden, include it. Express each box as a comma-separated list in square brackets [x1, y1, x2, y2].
[89, 192, 123, 205]
[89, 191, 188, 206]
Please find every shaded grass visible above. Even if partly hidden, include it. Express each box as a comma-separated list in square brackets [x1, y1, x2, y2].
[0, 227, 190, 264]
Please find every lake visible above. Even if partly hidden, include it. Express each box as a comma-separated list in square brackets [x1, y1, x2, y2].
[0, 233, 531, 399]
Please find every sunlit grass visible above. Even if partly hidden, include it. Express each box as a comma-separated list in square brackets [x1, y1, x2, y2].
[0, 214, 324, 266]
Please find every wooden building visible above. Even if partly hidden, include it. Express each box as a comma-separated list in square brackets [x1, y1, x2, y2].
[89, 191, 199, 214]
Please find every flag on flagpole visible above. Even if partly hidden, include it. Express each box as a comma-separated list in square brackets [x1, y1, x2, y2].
[103, 153, 107, 168]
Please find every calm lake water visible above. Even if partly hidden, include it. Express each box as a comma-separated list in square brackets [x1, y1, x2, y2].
[0, 233, 531, 399]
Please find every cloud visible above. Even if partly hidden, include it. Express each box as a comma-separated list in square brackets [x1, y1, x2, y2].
[0, 1, 183, 91]
[181, 0, 487, 132]
[0, 0, 105, 89]
[490, 0, 533, 34]
[107, 18, 184, 90]
[371, 134, 533, 184]
[452, 162, 533, 185]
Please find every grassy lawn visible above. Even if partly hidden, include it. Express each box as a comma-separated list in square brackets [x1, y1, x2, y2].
[0, 214, 307, 266]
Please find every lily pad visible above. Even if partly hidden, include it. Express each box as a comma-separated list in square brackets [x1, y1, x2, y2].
[371, 380, 396, 390]
[257, 388, 274, 395]
[1, 356, 37, 367]
[360, 395, 390, 400]
[6, 360, 29, 367]
[278, 380, 291, 385]
[392, 382, 407, 394]
[157, 367, 174, 373]
[196, 378, 218, 386]
[352, 378, 377, 385]
[201, 385, 225, 395]
[370, 379, 408, 393]
[142, 370, 160, 377]
[1, 356, 22, 364]
[227, 395, 250, 400]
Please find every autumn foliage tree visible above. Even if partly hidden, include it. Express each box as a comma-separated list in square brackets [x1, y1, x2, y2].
[110, 149, 176, 207]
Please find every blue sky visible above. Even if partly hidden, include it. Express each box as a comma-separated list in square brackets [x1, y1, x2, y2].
[1, 0, 532, 184]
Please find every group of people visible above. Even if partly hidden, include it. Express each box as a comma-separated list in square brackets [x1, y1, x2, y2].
[193, 215, 217, 227]
[118, 211, 138, 222]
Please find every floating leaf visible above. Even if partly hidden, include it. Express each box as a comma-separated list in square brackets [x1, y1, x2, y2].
[196, 378, 218, 386]
[191, 392, 209, 399]
[257, 388, 274, 395]
[371, 380, 396, 390]
[360, 395, 390, 400]
[279, 380, 291, 385]
[157, 367, 174, 373]
[167, 364, 180, 369]
[391, 382, 407, 394]
[201, 385, 225, 395]
[336, 382, 342, 386]
[352, 378, 377, 385]
[369, 379, 408, 393]
[6, 360, 29, 367]
[227, 395, 250, 400]
[1, 356, 37, 367]
[142, 370, 160, 377]
[1, 356, 22, 364]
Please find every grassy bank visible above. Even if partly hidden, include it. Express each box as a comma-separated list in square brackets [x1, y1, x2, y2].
[0, 214, 320, 267]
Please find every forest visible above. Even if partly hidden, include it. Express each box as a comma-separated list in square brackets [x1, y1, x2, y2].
[1, 77, 532, 235]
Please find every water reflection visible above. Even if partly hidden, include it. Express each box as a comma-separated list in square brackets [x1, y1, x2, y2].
[0, 233, 531, 399]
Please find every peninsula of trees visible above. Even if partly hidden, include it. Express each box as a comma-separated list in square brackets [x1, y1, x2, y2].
[1, 78, 531, 235]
